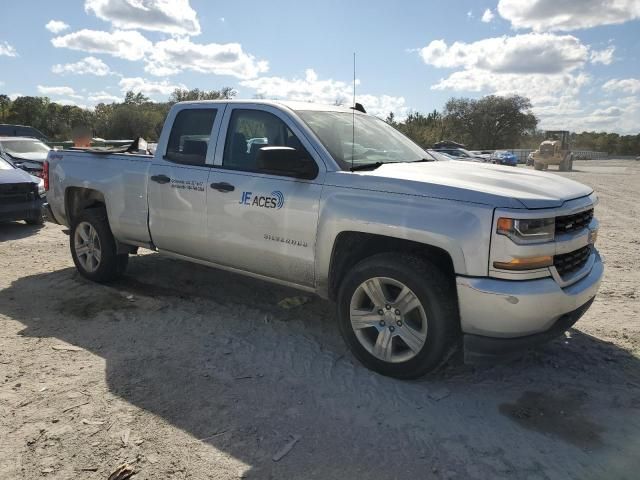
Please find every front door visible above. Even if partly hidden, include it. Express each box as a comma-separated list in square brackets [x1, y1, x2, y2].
[205, 106, 325, 286]
[148, 106, 223, 259]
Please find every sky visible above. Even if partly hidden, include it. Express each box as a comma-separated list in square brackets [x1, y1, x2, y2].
[0, 0, 639, 133]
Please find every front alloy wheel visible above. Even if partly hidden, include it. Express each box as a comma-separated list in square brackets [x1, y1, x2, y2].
[350, 277, 428, 363]
[337, 253, 458, 378]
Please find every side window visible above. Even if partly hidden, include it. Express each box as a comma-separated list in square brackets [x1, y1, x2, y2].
[222, 109, 310, 173]
[165, 109, 217, 166]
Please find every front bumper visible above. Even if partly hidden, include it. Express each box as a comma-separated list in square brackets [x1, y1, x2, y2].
[456, 250, 603, 352]
[0, 197, 44, 222]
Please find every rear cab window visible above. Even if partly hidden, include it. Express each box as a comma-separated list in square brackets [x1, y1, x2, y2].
[165, 109, 217, 166]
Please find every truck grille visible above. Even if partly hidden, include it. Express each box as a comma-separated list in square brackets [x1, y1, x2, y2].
[0, 182, 37, 203]
[554, 245, 592, 277]
[555, 208, 593, 235]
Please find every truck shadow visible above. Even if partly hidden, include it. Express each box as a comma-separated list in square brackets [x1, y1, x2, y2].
[2, 253, 639, 478]
[0, 221, 43, 241]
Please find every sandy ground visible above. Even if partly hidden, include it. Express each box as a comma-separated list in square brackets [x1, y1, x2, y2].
[1, 159, 639, 480]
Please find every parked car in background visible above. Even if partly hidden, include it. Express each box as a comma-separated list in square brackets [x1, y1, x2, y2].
[0, 156, 45, 225]
[0, 124, 49, 142]
[491, 150, 518, 167]
[432, 147, 485, 162]
[0, 137, 52, 177]
[470, 150, 493, 161]
[424, 149, 456, 161]
[527, 152, 535, 166]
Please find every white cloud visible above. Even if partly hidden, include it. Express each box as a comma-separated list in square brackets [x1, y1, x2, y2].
[0, 41, 18, 57]
[603, 78, 640, 94]
[240, 69, 407, 118]
[37, 85, 77, 97]
[45, 20, 70, 33]
[432, 69, 590, 103]
[420, 33, 588, 74]
[590, 45, 616, 65]
[119, 77, 186, 96]
[145, 38, 268, 79]
[497, 0, 640, 32]
[481, 9, 495, 23]
[52, 56, 113, 76]
[51, 29, 152, 61]
[85, 0, 200, 36]
[87, 91, 122, 103]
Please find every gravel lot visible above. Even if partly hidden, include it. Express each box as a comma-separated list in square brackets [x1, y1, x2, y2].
[1, 159, 639, 480]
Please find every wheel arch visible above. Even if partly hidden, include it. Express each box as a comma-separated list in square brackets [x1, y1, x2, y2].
[327, 231, 457, 301]
[65, 187, 107, 225]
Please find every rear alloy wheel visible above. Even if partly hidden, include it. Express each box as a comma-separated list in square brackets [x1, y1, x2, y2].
[337, 253, 458, 378]
[74, 222, 102, 273]
[70, 208, 128, 283]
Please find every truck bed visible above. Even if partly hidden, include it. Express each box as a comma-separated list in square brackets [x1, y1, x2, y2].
[47, 149, 153, 245]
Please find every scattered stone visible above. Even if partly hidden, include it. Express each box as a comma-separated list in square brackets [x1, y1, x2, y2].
[107, 463, 136, 480]
[277, 296, 310, 309]
[429, 388, 451, 401]
[272, 434, 301, 462]
[51, 345, 83, 352]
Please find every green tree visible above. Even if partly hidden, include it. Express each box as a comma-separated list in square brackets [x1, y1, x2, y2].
[169, 87, 236, 103]
[0, 94, 10, 122]
[443, 95, 538, 149]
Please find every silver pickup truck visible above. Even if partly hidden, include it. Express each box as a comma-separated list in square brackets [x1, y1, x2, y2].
[44, 100, 603, 378]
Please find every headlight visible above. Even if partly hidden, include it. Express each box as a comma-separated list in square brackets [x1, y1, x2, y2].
[497, 217, 555, 244]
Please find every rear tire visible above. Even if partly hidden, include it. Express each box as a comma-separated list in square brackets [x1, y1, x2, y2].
[534, 162, 544, 170]
[70, 207, 128, 283]
[337, 253, 458, 378]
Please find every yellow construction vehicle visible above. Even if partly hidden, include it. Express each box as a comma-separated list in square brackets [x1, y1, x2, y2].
[531, 130, 573, 171]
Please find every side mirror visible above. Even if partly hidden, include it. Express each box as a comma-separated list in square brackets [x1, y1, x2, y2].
[256, 146, 318, 180]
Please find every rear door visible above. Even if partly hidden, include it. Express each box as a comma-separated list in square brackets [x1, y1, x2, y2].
[148, 105, 225, 259]
[204, 104, 325, 286]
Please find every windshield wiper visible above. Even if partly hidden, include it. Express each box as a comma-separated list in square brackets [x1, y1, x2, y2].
[350, 162, 385, 171]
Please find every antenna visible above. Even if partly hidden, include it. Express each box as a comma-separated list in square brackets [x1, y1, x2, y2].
[351, 52, 356, 171]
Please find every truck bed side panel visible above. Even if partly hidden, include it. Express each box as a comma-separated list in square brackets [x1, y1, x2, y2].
[47, 151, 152, 245]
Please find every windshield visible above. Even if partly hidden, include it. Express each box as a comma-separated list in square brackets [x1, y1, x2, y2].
[1, 139, 51, 155]
[297, 110, 426, 169]
[0, 157, 14, 170]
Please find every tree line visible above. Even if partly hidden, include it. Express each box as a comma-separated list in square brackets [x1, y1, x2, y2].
[387, 95, 639, 155]
[0, 90, 638, 155]
[0, 87, 236, 142]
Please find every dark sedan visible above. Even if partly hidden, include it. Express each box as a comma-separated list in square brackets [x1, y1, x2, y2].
[0, 156, 45, 225]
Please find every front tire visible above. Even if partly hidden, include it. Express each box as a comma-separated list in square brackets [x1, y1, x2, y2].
[70, 208, 128, 283]
[337, 253, 458, 378]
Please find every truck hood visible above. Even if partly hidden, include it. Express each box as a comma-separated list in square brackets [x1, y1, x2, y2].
[340, 161, 593, 209]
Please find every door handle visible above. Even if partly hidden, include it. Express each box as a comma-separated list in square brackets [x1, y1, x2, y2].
[150, 174, 171, 184]
[210, 182, 235, 192]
